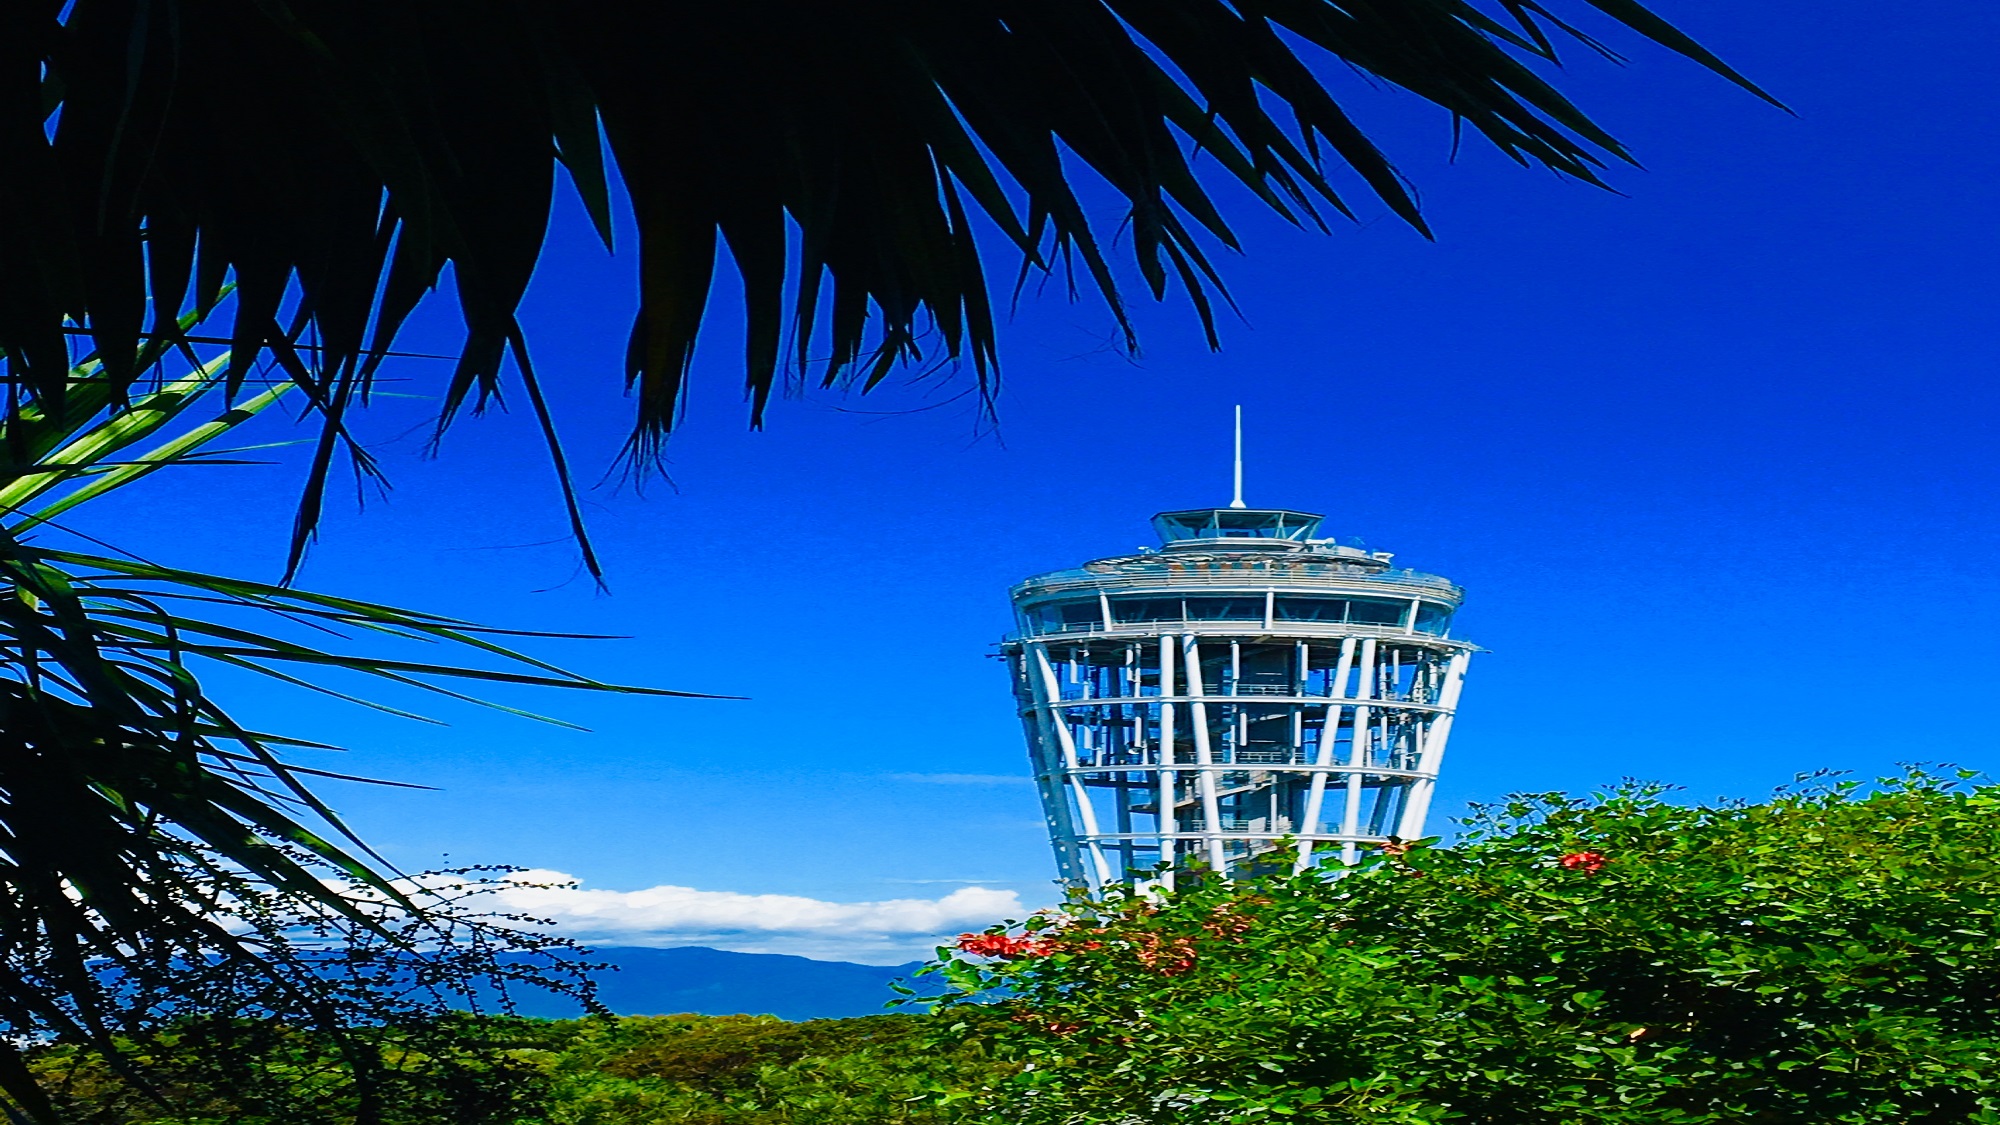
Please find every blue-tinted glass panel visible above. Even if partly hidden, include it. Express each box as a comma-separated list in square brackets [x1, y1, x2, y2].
[1185, 597, 1265, 621]
[1112, 598, 1183, 623]
[1030, 602, 1102, 631]
[1153, 508, 1324, 541]
[1348, 598, 1407, 626]
[1414, 602, 1453, 635]
[1274, 597, 1347, 622]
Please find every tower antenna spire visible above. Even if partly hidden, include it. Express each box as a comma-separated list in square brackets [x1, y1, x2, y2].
[1230, 405, 1246, 509]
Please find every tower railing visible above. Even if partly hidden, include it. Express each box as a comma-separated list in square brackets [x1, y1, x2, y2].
[1015, 566, 1461, 596]
[1009, 619, 1468, 643]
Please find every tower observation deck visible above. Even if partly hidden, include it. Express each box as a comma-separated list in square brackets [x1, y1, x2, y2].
[1001, 504, 1473, 892]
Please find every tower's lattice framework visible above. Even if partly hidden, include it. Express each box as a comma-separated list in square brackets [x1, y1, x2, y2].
[1003, 507, 1473, 891]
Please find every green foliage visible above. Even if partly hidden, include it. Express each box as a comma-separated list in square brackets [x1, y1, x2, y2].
[535, 1011, 1008, 1125]
[589, 1014, 917, 1090]
[29, 1012, 1010, 1125]
[937, 770, 2000, 1124]
[29, 1016, 552, 1125]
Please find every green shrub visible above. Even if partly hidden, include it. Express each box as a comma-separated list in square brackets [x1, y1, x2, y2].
[29, 1012, 1006, 1125]
[937, 770, 2000, 1124]
[27, 1015, 552, 1125]
[538, 1011, 1005, 1125]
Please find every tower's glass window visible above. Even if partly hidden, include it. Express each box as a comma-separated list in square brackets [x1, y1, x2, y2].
[1347, 599, 1406, 626]
[1184, 597, 1265, 621]
[1414, 602, 1453, 635]
[1275, 597, 1346, 622]
[1151, 508, 1324, 542]
[1273, 596, 1408, 626]
[1031, 601, 1103, 631]
[1112, 598, 1183, 623]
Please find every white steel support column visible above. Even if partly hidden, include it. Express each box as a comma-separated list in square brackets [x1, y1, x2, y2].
[1340, 638, 1378, 865]
[1291, 641, 1308, 753]
[1395, 650, 1472, 840]
[1295, 637, 1357, 871]
[1157, 635, 1178, 889]
[1182, 633, 1227, 872]
[1019, 656, 1087, 886]
[1023, 723, 1084, 883]
[1032, 644, 1116, 887]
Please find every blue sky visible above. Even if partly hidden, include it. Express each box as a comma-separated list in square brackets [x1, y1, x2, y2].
[68, 0, 2000, 959]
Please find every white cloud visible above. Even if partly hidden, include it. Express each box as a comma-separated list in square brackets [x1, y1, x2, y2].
[887, 773, 1030, 785]
[490, 870, 1030, 964]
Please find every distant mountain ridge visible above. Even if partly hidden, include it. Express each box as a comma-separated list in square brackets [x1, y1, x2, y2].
[497, 947, 932, 1021]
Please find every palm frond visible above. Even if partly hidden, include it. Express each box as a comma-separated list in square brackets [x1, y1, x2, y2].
[0, 343, 689, 1119]
[1, 0, 1773, 565]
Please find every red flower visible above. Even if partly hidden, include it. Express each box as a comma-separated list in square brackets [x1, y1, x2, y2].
[1558, 850, 1609, 875]
[956, 933, 1009, 957]
[956, 932, 1052, 959]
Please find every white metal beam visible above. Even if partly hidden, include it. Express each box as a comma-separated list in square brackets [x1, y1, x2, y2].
[1182, 634, 1228, 873]
[1395, 650, 1471, 840]
[1032, 643, 1116, 888]
[1157, 634, 1178, 890]
[1340, 638, 1378, 865]
[1295, 636, 1357, 871]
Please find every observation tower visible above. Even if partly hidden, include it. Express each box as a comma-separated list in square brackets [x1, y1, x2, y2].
[1000, 415, 1474, 892]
